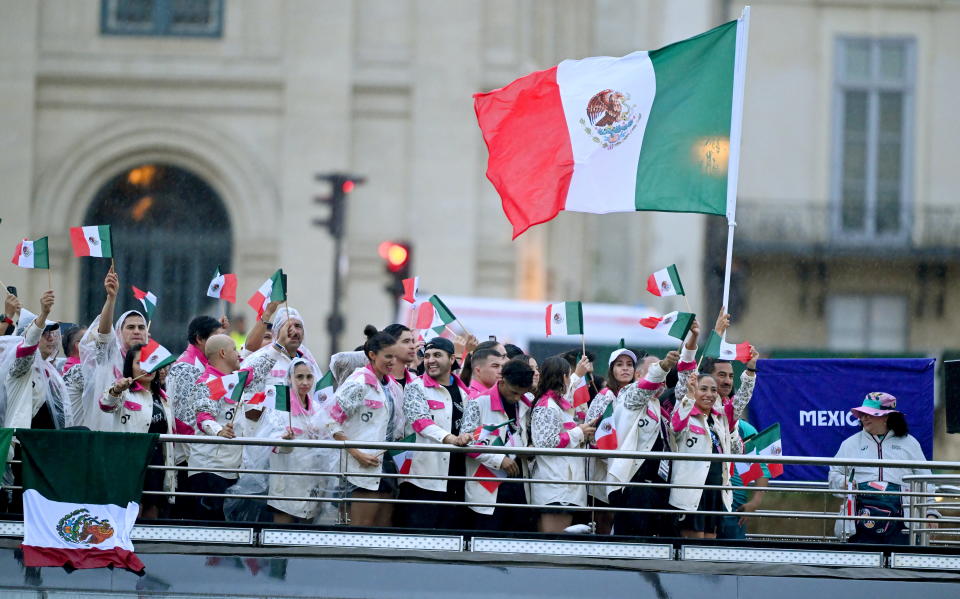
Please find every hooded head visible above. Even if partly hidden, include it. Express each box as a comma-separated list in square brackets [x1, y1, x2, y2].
[16, 309, 61, 361]
[271, 306, 304, 352]
[329, 351, 367, 386]
[115, 310, 147, 353]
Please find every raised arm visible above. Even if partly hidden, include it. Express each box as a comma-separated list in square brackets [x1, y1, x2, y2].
[97, 266, 119, 336]
[620, 350, 678, 413]
[244, 301, 280, 353]
[731, 346, 759, 422]
[674, 319, 700, 403]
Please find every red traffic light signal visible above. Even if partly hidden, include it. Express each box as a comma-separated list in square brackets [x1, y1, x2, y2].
[341, 180, 355, 194]
[378, 241, 410, 273]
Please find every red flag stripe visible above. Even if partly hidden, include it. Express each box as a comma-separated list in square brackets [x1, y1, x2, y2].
[474, 66, 573, 239]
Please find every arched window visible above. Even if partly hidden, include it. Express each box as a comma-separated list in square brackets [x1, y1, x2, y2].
[79, 164, 232, 352]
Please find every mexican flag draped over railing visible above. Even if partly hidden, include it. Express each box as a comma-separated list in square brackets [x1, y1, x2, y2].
[17, 429, 157, 574]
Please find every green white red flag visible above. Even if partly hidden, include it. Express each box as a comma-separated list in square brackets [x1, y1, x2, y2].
[545, 301, 583, 336]
[272, 384, 291, 412]
[639, 311, 695, 340]
[471, 420, 512, 446]
[18, 429, 156, 573]
[69, 225, 112, 258]
[247, 269, 285, 320]
[646, 264, 685, 297]
[594, 402, 618, 450]
[131, 286, 157, 321]
[414, 296, 457, 334]
[474, 458, 508, 493]
[205, 370, 250, 403]
[572, 375, 591, 408]
[206, 266, 238, 303]
[138, 339, 174, 374]
[473, 11, 750, 238]
[313, 371, 335, 403]
[703, 330, 751, 363]
[388, 433, 417, 475]
[735, 423, 783, 484]
[11, 237, 49, 269]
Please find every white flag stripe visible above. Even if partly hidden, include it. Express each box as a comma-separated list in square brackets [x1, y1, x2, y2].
[18, 240, 35, 268]
[23, 489, 138, 552]
[207, 274, 226, 298]
[81, 226, 105, 257]
[558, 52, 656, 213]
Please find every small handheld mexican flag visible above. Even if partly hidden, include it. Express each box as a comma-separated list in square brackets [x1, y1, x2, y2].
[69, 225, 112, 258]
[428, 295, 457, 331]
[595, 402, 618, 450]
[247, 269, 286, 320]
[272, 384, 291, 412]
[11, 237, 49, 269]
[388, 433, 416, 474]
[138, 339, 174, 374]
[131, 286, 157, 321]
[735, 423, 783, 484]
[545, 301, 583, 336]
[572, 375, 591, 409]
[313, 371, 335, 403]
[471, 420, 513, 446]
[474, 439, 509, 493]
[206, 266, 238, 304]
[703, 330, 751, 363]
[18, 429, 157, 573]
[646, 264, 685, 297]
[639, 311, 695, 340]
[844, 470, 856, 519]
[401, 277, 419, 303]
[205, 370, 250, 403]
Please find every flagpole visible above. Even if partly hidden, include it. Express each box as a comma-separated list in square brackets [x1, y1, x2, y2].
[722, 5, 750, 341]
[455, 319, 474, 338]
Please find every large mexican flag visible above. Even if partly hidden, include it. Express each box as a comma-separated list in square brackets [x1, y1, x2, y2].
[17, 429, 157, 573]
[474, 9, 750, 238]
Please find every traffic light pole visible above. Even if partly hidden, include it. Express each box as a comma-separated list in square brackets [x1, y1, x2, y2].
[328, 227, 345, 357]
[314, 172, 365, 356]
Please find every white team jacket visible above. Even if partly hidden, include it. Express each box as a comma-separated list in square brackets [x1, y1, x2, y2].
[401, 373, 469, 493]
[531, 390, 587, 507]
[329, 365, 404, 491]
[460, 384, 532, 515]
[667, 370, 755, 512]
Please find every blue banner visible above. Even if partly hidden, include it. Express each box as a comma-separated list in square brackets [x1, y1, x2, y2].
[747, 358, 935, 482]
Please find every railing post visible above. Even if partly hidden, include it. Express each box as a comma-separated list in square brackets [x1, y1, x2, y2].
[906, 479, 916, 546]
[338, 446, 348, 525]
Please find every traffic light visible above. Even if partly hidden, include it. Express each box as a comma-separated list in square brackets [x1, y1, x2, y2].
[313, 173, 365, 237]
[379, 240, 412, 297]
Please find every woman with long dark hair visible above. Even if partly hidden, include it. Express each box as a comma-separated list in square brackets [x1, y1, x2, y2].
[530, 356, 596, 532]
[328, 327, 405, 527]
[100, 342, 175, 519]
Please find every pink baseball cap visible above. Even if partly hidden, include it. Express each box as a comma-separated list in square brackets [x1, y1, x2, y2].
[851, 392, 899, 417]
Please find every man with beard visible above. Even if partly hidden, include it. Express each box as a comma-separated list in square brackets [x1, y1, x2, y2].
[399, 337, 472, 529]
[241, 307, 320, 404]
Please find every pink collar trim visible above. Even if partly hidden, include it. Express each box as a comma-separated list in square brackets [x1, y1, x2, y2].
[178, 344, 209, 368]
[423, 372, 467, 391]
[61, 356, 80, 375]
[488, 384, 505, 413]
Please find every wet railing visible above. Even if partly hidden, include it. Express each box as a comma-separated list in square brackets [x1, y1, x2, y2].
[76, 435, 960, 547]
